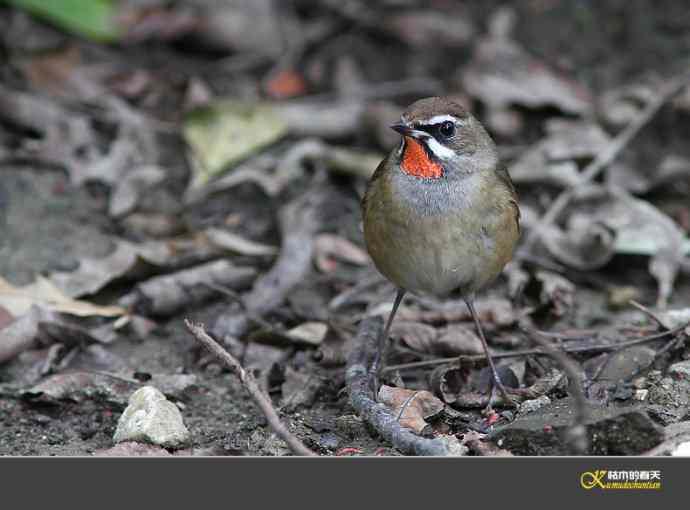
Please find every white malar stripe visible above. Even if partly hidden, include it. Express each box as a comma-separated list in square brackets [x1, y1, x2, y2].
[423, 115, 456, 125]
[425, 137, 455, 160]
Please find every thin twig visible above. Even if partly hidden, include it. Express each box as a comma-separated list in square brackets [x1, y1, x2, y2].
[522, 72, 690, 253]
[184, 319, 316, 456]
[629, 299, 669, 331]
[383, 322, 690, 372]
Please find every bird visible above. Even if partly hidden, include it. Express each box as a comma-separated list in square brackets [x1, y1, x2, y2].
[361, 96, 520, 407]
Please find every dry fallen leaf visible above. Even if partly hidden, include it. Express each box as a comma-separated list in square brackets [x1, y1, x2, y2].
[383, 9, 475, 48]
[390, 321, 438, 353]
[0, 275, 124, 318]
[435, 325, 484, 356]
[22, 371, 196, 407]
[391, 321, 483, 356]
[459, 7, 590, 135]
[49, 232, 246, 299]
[539, 186, 688, 307]
[606, 154, 690, 194]
[205, 228, 278, 257]
[183, 100, 287, 190]
[285, 322, 328, 346]
[377, 385, 445, 435]
[510, 120, 611, 187]
[599, 77, 665, 128]
[314, 234, 369, 273]
[48, 239, 170, 298]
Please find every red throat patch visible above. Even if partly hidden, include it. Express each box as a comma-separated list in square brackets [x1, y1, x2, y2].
[400, 137, 443, 179]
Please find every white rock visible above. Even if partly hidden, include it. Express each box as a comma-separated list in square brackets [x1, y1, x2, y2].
[634, 389, 649, 401]
[519, 396, 551, 415]
[114, 386, 190, 449]
[672, 441, 690, 457]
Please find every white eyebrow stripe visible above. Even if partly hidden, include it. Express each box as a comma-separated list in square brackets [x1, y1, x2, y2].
[423, 115, 456, 125]
[424, 137, 455, 160]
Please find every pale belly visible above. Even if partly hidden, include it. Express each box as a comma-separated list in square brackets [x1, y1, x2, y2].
[365, 212, 486, 296]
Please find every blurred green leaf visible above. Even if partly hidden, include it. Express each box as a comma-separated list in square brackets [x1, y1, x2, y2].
[4, 0, 120, 42]
[184, 100, 288, 190]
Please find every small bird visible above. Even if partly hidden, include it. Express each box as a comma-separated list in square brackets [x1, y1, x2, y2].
[362, 97, 520, 406]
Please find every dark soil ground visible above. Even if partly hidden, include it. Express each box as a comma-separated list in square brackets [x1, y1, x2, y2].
[1, 0, 690, 456]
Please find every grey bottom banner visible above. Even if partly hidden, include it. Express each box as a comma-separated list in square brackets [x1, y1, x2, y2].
[0, 457, 684, 507]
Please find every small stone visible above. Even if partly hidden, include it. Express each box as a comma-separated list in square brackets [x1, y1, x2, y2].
[489, 398, 663, 455]
[113, 386, 190, 449]
[668, 360, 690, 380]
[519, 396, 551, 415]
[595, 346, 656, 382]
[316, 432, 340, 450]
[659, 308, 690, 329]
[672, 441, 690, 456]
[634, 389, 649, 401]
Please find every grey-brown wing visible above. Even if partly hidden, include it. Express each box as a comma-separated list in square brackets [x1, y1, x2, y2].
[361, 155, 390, 220]
[495, 164, 521, 234]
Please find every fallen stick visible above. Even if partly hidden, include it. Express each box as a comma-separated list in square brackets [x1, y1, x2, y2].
[184, 320, 316, 456]
[522, 72, 690, 253]
[628, 299, 669, 331]
[383, 321, 690, 372]
[346, 317, 463, 456]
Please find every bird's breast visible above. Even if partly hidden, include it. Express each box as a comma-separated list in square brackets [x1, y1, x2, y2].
[363, 169, 518, 297]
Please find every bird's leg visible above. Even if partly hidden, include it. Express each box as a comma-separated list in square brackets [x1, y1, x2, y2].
[371, 289, 406, 394]
[465, 299, 518, 410]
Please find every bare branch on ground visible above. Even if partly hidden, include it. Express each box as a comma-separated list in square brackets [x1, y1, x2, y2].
[184, 319, 316, 457]
[346, 317, 464, 456]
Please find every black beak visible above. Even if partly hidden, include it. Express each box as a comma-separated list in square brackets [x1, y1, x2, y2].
[390, 123, 415, 136]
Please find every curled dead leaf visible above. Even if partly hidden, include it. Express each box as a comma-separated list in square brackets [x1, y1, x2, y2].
[314, 234, 369, 273]
[377, 385, 444, 435]
[429, 364, 466, 405]
[539, 186, 688, 307]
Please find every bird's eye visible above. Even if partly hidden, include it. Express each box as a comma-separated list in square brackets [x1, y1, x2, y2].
[439, 121, 455, 137]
